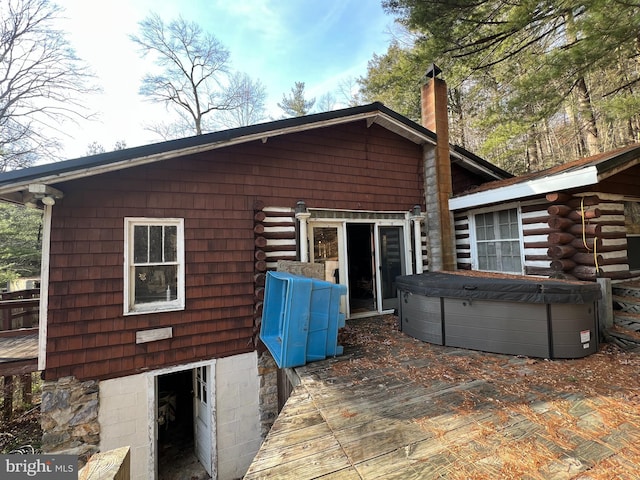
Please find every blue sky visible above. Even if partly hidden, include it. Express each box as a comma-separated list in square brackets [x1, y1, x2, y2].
[56, 0, 396, 158]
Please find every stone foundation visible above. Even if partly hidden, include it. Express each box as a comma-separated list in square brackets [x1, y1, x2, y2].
[257, 352, 278, 438]
[41, 376, 100, 465]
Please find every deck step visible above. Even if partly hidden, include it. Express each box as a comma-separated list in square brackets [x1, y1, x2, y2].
[614, 311, 640, 332]
[604, 328, 640, 351]
[612, 295, 640, 314]
[612, 281, 640, 299]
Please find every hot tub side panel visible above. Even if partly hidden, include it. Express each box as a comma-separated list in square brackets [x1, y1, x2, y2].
[550, 303, 598, 358]
[443, 299, 551, 358]
[398, 291, 444, 345]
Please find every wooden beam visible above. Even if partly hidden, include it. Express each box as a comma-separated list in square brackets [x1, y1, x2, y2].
[3, 375, 13, 421]
[0, 360, 38, 377]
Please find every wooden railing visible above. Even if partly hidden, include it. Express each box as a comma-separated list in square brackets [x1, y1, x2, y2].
[0, 289, 39, 332]
[0, 289, 40, 421]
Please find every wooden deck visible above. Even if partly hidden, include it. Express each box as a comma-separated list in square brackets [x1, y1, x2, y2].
[0, 329, 39, 376]
[245, 315, 640, 479]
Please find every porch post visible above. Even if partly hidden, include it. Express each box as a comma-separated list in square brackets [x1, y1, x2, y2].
[295, 212, 311, 262]
[410, 206, 425, 274]
[38, 203, 53, 371]
[413, 217, 424, 274]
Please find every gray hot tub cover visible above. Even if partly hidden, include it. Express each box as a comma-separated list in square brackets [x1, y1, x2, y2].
[396, 272, 601, 304]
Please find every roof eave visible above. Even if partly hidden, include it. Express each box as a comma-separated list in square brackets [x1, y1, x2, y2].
[0, 107, 438, 198]
[596, 149, 640, 181]
[449, 165, 599, 211]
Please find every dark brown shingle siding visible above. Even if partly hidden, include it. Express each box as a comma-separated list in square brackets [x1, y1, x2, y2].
[44, 122, 426, 381]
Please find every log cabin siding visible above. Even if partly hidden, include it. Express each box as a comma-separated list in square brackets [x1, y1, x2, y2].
[544, 192, 630, 280]
[521, 202, 555, 276]
[598, 163, 640, 196]
[454, 214, 471, 270]
[455, 195, 633, 280]
[44, 121, 426, 381]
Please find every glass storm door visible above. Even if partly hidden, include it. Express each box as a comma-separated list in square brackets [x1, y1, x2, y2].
[311, 225, 342, 284]
[377, 226, 406, 311]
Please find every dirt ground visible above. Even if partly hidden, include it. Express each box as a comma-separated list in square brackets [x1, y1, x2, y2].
[0, 405, 42, 454]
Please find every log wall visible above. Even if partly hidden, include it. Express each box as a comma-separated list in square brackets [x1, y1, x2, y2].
[454, 214, 471, 270]
[420, 227, 429, 271]
[521, 202, 555, 276]
[253, 203, 296, 348]
[454, 194, 632, 281]
[545, 192, 630, 281]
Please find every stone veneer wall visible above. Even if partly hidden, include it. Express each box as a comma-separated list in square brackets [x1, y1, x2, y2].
[257, 351, 278, 438]
[41, 376, 100, 465]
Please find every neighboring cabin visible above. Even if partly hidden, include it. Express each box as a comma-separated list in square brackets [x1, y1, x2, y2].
[450, 144, 640, 281]
[0, 74, 508, 480]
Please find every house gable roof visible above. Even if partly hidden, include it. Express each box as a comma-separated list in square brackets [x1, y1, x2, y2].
[449, 143, 640, 211]
[0, 102, 509, 203]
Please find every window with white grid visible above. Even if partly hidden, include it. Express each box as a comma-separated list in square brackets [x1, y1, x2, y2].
[124, 218, 185, 314]
[472, 208, 523, 274]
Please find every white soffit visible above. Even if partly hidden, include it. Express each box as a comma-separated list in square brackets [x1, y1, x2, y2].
[449, 165, 599, 211]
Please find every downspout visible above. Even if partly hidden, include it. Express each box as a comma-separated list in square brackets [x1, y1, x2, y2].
[38, 203, 53, 371]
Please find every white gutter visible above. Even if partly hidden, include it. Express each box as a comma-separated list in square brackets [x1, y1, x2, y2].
[449, 165, 599, 211]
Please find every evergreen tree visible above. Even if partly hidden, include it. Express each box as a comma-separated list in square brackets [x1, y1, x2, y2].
[0, 203, 42, 286]
[368, 0, 640, 172]
[278, 82, 316, 117]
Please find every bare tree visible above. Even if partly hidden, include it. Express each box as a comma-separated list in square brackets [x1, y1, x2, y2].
[0, 0, 95, 171]
[337, 77, 363, 107]
[317, 92, 337, 112]
[215, 72, 268, 128]
[131, 13, 250, 137]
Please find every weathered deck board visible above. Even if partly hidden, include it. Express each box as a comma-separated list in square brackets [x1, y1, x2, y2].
[244, 442, 351, 479]
[0, 331, 38, 376]
[256, 421, 334, 454]
[244, 433, 340, 472]
[267, 408, 325, 436]
[246, 316, 640, 479]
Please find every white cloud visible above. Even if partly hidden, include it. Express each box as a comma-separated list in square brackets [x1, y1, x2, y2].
[49, 0, 394, 158]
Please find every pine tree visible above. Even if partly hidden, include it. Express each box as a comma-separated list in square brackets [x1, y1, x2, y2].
[278, 82, 316, 117]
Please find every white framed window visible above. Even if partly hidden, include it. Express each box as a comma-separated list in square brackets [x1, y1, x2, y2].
[124, 218, 185, 315]
[470, 207, 523, 274]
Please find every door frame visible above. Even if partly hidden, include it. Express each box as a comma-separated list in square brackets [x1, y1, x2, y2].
[148, 359, 217, 480]
[193, 365, 213, 477]
[307, 210, 414, 318]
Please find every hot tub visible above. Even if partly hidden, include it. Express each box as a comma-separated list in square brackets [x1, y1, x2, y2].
[396, 271, 601, 359]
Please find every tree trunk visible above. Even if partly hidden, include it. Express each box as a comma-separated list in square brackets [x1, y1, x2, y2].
[565, 103, 584, 158]
[575, 76, 599, 155]
[565, 11, 599, 156]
